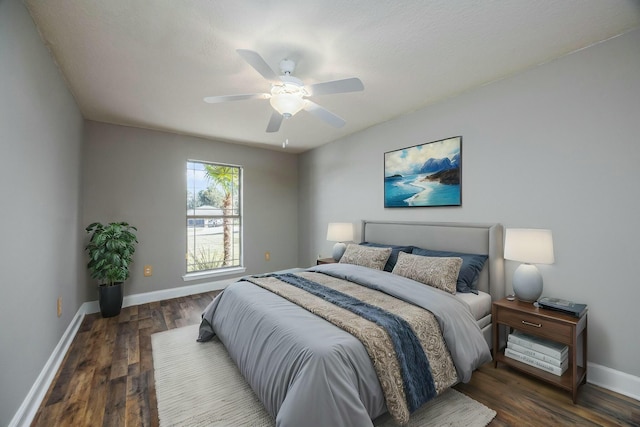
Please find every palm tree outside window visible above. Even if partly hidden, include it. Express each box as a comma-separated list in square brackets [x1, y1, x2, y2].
[186, 160, 242, 273]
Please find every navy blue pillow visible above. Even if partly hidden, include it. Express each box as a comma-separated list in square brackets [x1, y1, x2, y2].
[359, 242, 414, 272]
[411, 248, 488, 294]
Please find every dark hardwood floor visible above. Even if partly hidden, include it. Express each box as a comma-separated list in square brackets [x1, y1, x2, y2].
[32, 291, 640, 426]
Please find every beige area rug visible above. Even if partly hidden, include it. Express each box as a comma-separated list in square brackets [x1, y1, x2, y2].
[152, 324, 496, 427]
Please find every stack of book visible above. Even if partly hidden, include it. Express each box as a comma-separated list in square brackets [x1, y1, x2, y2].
[505, 331, 568, 376]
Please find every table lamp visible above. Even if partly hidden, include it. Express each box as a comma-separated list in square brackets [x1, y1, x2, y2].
[504, 228, 555, 303]
[326, 222, 354, 261]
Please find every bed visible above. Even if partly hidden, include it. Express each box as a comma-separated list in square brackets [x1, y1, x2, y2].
[198, 221, 505, 427]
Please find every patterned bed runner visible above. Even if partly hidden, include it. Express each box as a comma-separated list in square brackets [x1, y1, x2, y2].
[243, 271, 458, 425]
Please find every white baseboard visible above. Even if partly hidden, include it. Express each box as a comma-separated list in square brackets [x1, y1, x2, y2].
[587, 361, 640, 401]
[9, 278, 233, 427]
[83, 277, 237, 314]
[9, 308, 85, 427]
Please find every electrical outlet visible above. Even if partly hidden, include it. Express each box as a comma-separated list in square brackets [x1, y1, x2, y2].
[144, 265, 153, 277]
[265, 251, 271, 261]
[57, 297, 62, 317]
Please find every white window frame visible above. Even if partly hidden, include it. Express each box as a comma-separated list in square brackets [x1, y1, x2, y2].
[183, 160, 244, 281]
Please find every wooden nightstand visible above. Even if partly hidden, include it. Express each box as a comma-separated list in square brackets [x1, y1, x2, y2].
[316, 258, 337, 265]
[492, 298, 588, 403]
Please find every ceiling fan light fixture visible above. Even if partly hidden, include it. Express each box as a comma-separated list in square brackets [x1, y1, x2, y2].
[270, 93, 305, 117]
[205, 50, 364, 134]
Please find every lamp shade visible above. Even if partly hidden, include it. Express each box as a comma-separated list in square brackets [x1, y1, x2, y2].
[504, 228, 554, 264]
[326, 223, 354, 242]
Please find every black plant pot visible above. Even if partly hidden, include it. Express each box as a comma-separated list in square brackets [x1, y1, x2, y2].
[98, 282, 124, 318]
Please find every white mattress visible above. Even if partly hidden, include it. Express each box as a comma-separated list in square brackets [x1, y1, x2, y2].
[454, 290, 492, 321]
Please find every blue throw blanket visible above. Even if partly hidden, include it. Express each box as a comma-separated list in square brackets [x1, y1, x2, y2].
[267, 273, 436, 412]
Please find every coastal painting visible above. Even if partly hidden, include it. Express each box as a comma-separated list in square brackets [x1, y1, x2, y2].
[384, 136, 461, 207]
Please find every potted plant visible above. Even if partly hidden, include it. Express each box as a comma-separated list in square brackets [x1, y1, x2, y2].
[85, 222, 138, 317]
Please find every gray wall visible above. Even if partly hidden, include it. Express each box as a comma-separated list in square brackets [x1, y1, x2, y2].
[83, 121, 299, 296]
[299, 29, 640, 377]
[0, 0, 85, 425]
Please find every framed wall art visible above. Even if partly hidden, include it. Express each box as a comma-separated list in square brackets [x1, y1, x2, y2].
[384, 136, 461, 207]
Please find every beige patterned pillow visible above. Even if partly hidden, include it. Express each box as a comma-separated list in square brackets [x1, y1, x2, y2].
[392, 252, 463, 294]
[339, 244, 392, 270]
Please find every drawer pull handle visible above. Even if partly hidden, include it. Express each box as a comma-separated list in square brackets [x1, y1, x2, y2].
[522, 320, 542, 328]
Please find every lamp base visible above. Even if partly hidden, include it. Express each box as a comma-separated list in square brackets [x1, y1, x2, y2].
[332, 242, 347, 261]
[512, 263, 543, 303]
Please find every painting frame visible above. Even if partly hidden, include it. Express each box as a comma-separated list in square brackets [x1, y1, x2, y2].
[384, 136, 462, 208]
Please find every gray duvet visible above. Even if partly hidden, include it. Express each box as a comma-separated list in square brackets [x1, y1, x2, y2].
[198, 263, 491, 427]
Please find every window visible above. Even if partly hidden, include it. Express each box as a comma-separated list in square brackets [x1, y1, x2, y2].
[186, 160, 242, 274]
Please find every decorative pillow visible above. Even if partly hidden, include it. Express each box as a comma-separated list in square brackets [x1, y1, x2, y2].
[359, 242, 414, 272]
[339, 244, 392, 270]
[392, 252, 462, 294]
[411, 247, 488, 294]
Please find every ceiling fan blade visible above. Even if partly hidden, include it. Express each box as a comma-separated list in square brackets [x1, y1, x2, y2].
[204, 93, 269, 104]
[266, 111, 283, 133]
[306, 77, 364, 96]
[236, 49, 279, 82]
[303, 101, 346, 128]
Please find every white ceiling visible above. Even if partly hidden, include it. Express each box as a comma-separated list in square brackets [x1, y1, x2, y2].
[26, 0, 640, 153]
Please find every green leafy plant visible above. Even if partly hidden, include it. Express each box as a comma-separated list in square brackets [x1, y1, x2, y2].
[85, 222, 138, 286]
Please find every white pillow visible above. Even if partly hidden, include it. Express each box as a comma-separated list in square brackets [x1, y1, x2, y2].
[392, 252, 462, 294]
[339, 244, 392, 270]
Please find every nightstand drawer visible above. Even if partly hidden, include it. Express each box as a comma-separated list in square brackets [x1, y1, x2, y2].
[496, 308, 572, 343]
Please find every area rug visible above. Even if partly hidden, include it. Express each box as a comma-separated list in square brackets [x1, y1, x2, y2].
[152, 324, 496, 427]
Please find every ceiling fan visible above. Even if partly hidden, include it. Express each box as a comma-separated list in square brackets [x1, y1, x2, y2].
[204, 49, 364, 133]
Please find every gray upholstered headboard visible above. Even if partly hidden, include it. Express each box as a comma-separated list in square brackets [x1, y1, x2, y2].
[361, 220, 505, 301]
